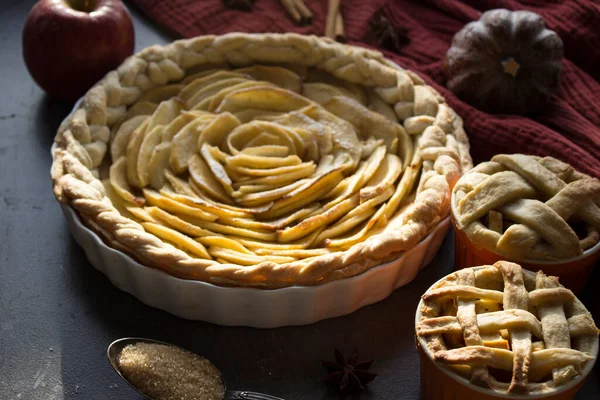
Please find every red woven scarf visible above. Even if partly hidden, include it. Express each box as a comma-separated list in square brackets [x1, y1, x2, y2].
[129, 0, 600, 177]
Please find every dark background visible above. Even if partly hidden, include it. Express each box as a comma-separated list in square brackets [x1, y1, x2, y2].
[0, 1, 598, 399]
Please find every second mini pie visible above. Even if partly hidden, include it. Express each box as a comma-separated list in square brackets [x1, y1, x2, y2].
[416, 261, 599, 399]
[451, 153, 600, 291]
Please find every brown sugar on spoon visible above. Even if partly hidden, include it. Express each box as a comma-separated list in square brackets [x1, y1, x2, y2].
[118, 342, 225, 400]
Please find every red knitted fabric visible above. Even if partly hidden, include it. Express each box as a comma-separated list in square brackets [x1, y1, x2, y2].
[128, 0, 600, 177]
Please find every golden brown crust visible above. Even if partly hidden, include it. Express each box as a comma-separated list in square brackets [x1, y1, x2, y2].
[51, 33, 472, 288]
[417, 261, 599, 395]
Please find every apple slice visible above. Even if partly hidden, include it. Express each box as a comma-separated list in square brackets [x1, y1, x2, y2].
[226, 154, 301, 169]
[325, 201, 390, 248]
[196, 236, 251, 255]
[197, 112, 241, 149]
[181, 64, 232, 84]
[188, 153, 232, 204]
[147, 206, 215, 237]
[170, 118, 212, 174]
[258, 167, 344, 220]
[301, 82, 362, 105]
[178, 71, 249, 102]
[147, 142, 173, 190]
[235, 179, 307, 207]
[254, 248, 332, 258]
[326, 145, 387, 208]
[216, 86, 311, 113]
[125, 119, 149, 187]
[240, 145, 289, 158]
[232, 227, 323, 251]
[160, 188, 250, 220]
[185, 78, 250, 109]
[300, 105, 360, 167]
[206, 81, 274, 112]
[137, 84, 184, 103]
[270, 111, 332, 157]
[176, 214, 276, 242]
[125, 206, 160, 223]
[234, 65, 301, 92]
[141, 221, 211, 259]
[382, 154, 422, 220]
[208, 247, 294, 265]
[323, 96, 399, 153]
[245, 132, 279, 150]
[143, 188, 217, 222]
[360, 154, 402, 201]
[161, 112, 199, 142]
[164, 169, 199, 198]
[226, 121, 296, 156]
[236, 164, 316, 187]
[111, 115, 148, 162]
[146, 98, 183, 132]
[109, 156, 145, 205]
[111, 101, 157, 136]
[277, 194, 359, 243]
[200, 144, 233, 193]
[136, 125, 164, 187]
[101, 179, 137, 221]
[366, 89, 397, 122]
[233, 109, 285, 123]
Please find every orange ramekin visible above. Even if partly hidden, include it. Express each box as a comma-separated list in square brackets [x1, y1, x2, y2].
[450, 194, 600, 294]
[415, 270, 598, 400]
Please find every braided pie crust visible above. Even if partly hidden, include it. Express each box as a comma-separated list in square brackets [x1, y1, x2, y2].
[51, 33, 471, 288]
[417, 261, 599, 395]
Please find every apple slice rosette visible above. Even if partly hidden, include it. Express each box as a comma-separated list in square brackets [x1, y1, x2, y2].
[51, 34, 471, 288]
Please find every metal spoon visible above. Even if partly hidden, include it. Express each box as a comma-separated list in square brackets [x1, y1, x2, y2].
[108, 337, 283, 400]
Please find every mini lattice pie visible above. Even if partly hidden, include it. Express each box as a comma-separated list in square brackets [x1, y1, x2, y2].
[51, 33, 471, 288]
[417, 261, 599, 395]
[453, 154, 600, 261]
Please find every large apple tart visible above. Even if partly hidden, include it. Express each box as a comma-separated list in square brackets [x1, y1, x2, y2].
[51, 33, 471, 288]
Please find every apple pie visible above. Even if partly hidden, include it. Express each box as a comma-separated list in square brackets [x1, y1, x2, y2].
[417, 261, 599, 395]
[452, 154, 600, 261]
[51, 33, 471, 288]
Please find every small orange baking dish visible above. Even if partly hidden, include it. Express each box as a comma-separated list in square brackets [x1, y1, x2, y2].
[415, 262, 599, 400]
[451, 207, 600, 293]
[450, 154, 600, 293]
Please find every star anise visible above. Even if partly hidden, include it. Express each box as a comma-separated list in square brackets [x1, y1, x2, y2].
[368, 8, 410, 52]
[321, 348, 377, 391]
[222, 0, 256, 12]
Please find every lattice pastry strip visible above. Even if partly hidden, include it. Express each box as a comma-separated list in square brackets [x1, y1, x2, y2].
[453, 154, 600, 261]
[417, 261, 599, 395]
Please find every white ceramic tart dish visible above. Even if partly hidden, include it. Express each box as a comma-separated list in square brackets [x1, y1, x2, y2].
[62, 202, 449, 327]
[51, 33, 471, 294]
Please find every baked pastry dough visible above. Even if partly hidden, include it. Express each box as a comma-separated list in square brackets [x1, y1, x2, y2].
[51, 33, 471, 288]
[417, 261, 599, 394]
[453, 154, 600, 261]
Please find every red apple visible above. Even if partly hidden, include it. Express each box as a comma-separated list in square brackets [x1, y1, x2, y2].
[22, 0, 135, 101]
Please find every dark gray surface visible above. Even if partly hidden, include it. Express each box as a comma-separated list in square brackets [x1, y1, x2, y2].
[0, 1, 599, 399]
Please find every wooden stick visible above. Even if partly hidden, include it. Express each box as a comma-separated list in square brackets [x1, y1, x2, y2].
[280, 0, 312, 25]
[281, 0, 302, 24]
[325, 0, 340, 39]
[334, 10, 345, 42]
[295, 0, 313, 25]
